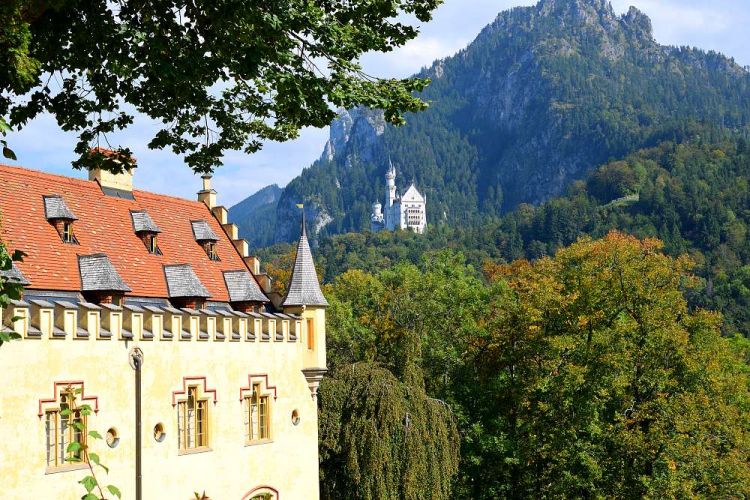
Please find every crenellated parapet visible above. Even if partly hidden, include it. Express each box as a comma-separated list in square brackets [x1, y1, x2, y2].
[0, 300, 304, 345]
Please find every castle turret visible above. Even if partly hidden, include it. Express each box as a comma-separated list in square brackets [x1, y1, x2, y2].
[282, 209, 329, 396]
[385, 160, 396, 208]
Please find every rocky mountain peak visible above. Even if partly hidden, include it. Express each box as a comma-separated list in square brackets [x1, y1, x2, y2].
[321, 107, 385, 162]
[537, 0, 616, 23]
[621, 6, 653, 39]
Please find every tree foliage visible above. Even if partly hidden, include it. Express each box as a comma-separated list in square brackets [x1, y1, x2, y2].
[319, 363, 459, 500]
[0, 0, 441, 172]
[308, 231, 750, 498]
[317, 253, 483, 499]
[468, 232, 750, 497]
[0, 217, 26, 347]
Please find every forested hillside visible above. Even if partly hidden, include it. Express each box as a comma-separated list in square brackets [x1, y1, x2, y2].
[227, 184, 281, 247]
[260, 137, 750, 336]
[238, 0, 750, 245]
[253, 137, 750, 498]
[316, 234, 750, 498]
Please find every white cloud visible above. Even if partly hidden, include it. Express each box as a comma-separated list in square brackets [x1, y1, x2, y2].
[361, 36, 470, 78]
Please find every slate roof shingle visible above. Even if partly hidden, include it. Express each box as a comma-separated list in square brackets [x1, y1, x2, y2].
[282, 222, 328, 307]
[163, 264, 211, 298]
[191, 220, 219, 241]
[223, 270, 268, 303]
[78, 254, 132, 292]
[130, 210, 161, 233]
[42, 195, 78, 220]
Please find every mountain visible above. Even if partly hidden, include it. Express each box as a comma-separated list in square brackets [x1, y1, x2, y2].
[227, 184, 282, 247]
[241, 0, 750, 246]
[260, 137, 750, 334]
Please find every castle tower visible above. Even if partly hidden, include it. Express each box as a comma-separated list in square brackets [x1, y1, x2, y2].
[385, 161, 396, 208]
[370, 200, 384, 232]
[282, 210, 329, 397]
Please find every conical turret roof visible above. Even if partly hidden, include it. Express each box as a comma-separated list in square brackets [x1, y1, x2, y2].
[282, 212, 329, 307]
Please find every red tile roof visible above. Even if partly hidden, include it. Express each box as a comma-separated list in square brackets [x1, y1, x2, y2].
[0, 163, 251, 302]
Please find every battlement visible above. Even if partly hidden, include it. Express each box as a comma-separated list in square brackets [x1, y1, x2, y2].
[0, 299, 303, 345]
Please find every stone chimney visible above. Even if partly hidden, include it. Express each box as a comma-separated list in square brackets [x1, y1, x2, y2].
[88, 148, 136, 193]
[198, 174, 217, 208]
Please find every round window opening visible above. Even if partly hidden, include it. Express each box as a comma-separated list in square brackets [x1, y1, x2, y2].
[154, 423, 166, 443]
[291, 409, 301, 426]
[105, 427, 119, 448]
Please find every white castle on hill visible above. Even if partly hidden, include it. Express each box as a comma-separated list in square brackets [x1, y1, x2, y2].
[370, 163, 427, 234]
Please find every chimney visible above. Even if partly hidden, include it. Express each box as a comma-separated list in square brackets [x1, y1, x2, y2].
[88, 148, 136, 193]
[198, 174, 217, 209]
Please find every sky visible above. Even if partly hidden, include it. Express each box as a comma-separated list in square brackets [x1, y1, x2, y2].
[6, 0, 750, 207]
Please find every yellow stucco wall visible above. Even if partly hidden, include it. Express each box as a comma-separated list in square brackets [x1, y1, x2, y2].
[0, 304, 325, 499]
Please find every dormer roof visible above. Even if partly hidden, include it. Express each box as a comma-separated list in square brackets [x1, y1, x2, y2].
[191, 220, 219, 241]
[131, 210, 161, 233]
[223, 270, 268, 302]
[42, 195, 77, 220]
[0, 262, 30, 286]
[163, 264, 211, 298]
[282, 217, 328, 308]
[78, 254, 131, 292]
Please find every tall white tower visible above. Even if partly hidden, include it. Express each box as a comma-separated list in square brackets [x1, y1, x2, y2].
[385, 162, 396, 208]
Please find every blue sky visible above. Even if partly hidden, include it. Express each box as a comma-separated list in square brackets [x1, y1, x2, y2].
[6, 0, 750, 207]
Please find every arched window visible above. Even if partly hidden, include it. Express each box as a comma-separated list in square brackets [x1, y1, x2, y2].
[177, 385, 209, 451]
[240, 375, 277, 445]
[43, 387, 88, 469]
[244, 383, 270, 443]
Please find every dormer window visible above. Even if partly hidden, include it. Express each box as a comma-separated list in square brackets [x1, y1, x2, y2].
[205, 241, 219, 261]
[61, 221, 78, 244]
[145, 234, 162, 255]
[43, 195, 79, 245]
[131, 210, 162, 256]
[191, 220, 220, 262]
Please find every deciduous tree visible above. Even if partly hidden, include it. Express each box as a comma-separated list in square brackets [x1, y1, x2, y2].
[1, 0, 440, 172]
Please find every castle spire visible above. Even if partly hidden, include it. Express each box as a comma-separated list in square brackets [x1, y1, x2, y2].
[282, 205, 329, 307]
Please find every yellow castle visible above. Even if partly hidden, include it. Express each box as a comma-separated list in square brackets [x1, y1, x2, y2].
[0, 158, 327, 499]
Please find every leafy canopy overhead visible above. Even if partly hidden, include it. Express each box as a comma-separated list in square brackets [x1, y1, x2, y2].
[0, 0, 440, 172]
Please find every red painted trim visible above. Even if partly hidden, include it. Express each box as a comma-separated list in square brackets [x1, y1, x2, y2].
[241, 485, 280, 500]
[239, 373, 278, 401]
[38, 380, 99, 417]
[171, 376, 218, 406]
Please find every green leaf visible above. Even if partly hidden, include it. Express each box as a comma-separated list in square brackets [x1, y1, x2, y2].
[81, 493, 99, 500]
[88, 430, 103, 440]
[71, 421, 84, 431]
[79, 475, 97, 493]
[107, 485, 122, 498]
[60, 408, 72, 417]
[89, 452, 108, 473]
[66, 441, 82, 454]
[2, 146, 16, 160]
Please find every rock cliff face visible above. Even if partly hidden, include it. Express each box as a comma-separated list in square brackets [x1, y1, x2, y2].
[237, 0, 750, 246]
